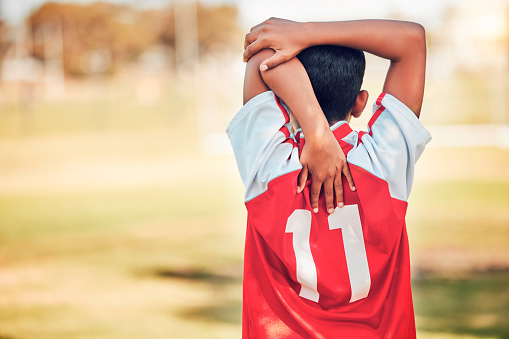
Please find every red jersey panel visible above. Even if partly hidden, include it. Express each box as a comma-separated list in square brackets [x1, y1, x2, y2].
[227, 91, 431, 339]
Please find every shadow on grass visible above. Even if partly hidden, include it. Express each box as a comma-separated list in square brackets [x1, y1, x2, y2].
[0, 335, 22, 339]
[141, 266, 243, 324]
[145, 266, 509, 333]
[177, 300, 242, 324]
[150, 267, 240, 284]
[414, 270, 509, 339]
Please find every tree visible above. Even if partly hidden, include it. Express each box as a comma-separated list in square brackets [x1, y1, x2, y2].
[27, 2, 242, 77]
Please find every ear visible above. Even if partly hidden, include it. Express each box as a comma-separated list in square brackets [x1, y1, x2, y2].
[351, 90, 369, 118]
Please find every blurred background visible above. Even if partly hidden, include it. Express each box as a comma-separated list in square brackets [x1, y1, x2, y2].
[0, 0, 508, 338]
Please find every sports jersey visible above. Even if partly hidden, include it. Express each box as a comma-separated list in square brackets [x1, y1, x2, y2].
[226, 91, 432, 339]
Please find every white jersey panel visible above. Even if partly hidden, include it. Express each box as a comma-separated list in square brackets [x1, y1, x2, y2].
[339, 125, 386, 183]
[350, 93, 431, 201]
[226, 91, 302, 202]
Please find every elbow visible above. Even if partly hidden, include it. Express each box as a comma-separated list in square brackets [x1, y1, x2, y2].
[393, 22, 426, 63]
[408, 22, 426, 54]
[253, 49, 279, 87]
[246, 49, 275, 74]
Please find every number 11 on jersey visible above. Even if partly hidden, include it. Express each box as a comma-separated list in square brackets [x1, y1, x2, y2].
[285, 205, 371, 304]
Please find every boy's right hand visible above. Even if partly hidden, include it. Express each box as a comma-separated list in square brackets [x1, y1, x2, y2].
[245, 18, 356, 212]
[298, 127, 355, 214]
[244, 18, 308, 71]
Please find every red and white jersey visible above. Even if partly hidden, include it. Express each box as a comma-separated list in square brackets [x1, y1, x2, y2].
[227, 91, 431, 339]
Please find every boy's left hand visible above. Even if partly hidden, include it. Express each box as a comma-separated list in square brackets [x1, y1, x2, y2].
[299, 131, 355, 214]
[244, 17, 308, 71]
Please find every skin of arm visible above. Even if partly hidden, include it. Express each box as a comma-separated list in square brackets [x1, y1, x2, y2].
[244, 18, 426, 117]
[243, 48, 355, 213]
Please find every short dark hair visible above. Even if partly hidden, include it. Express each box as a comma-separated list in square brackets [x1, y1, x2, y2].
[297, 45, 366, 124]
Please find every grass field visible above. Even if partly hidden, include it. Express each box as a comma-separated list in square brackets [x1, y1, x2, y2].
[0, 77, 508, 339]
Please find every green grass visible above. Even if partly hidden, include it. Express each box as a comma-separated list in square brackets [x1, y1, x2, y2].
[1, 144, 507, 338]
[409, 180, 509, 251]
[0, 184, 245, 339]
[409, 147, 509, 338]
[414, 271, 509, 339]
[1, 77, 509, 338]
[0, 80, 194, 138]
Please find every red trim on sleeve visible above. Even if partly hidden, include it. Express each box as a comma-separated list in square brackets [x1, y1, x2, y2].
[279, 125, 291, 139]
[368, 106, 385, 136]
[280, 126, 295, 147]
[358, 131, 368, 145]
[295, 132, 302, 145]
[332, 123, 353, 140]
[274, 94, 290, 124]
[368, 94, 387, 136]
[338, 141, 354, 155]
[376, 93, 386, 106]
[282, 138, 295, 146]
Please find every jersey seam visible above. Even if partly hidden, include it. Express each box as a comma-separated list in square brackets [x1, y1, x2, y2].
[245, 167, 301, 203]
[348, 162, 409, 204]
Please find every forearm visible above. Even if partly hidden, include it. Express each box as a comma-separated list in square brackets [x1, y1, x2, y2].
[244, 18, 426, 115]
[242, 47, 355, 211]
[305, 19, 426, 115]
[257, 49, 330, 139]
[304, 20, 425, 63]
[255, 49, 353, 211]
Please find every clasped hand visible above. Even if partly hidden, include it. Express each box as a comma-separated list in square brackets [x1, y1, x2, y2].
[243, 18, 356, 213]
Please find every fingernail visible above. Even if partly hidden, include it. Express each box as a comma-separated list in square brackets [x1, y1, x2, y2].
[352, 186, 356, 191]
[313, 208, 318, 213]
[337, 202, 344, 208]
[260, 64, 268, 71]
[297, 187, 302, 193]
[328, 208, 334, 214]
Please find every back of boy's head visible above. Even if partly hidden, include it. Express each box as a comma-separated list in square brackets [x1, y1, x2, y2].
[297, 45, 366, 124]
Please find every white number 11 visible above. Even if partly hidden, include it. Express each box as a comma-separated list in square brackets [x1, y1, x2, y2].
[285, 205, 371, 303]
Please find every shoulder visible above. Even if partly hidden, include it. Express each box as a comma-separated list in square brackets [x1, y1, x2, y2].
[368, 93, 431, 144]
[227, 91, 281, 136]
[226, 91, 301, 202]
[348, 93, 432, 201]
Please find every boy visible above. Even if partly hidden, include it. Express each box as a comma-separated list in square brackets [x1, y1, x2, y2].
[227, 18, 431, 338]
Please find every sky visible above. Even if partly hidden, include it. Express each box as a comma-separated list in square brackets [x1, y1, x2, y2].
[1, 0, 451, 29]
[238, 0, 449, 29]
[2, 0, 509, 33]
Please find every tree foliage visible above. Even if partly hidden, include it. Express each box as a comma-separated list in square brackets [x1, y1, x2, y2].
[0, 20, 10, 63]
[28, 2, 242, 76]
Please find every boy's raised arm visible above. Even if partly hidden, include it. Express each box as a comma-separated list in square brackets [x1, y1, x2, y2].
[244, 18, 426, 117]
[243, 48, 355, 213]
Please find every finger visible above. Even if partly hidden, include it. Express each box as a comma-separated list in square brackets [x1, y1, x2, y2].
[310, 178, 322, 213]
[249, 22, 265, 33]
[297, 165, 308, 193]
[243, 30, 259, 51]
[334, 174, 344, 208]
[323, 179, 335, 214]
[342, 164, 356, 191]
[243, 39, 265, 62]
[260, 51, 290, 71]
[243, 34, 250, 51]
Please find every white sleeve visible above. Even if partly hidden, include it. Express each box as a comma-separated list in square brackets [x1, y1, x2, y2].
[226, 91, 302, 202]
[360, 93, 432, 201]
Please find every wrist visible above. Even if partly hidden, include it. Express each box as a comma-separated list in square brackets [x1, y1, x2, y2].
[301, 22, 316, 49]
[302, 120, 331, 144]
[304, 21, 330, 46]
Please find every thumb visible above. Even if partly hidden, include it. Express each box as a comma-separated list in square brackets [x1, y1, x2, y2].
[297, 165, 308, 193]
[260, 51, 289, 71]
